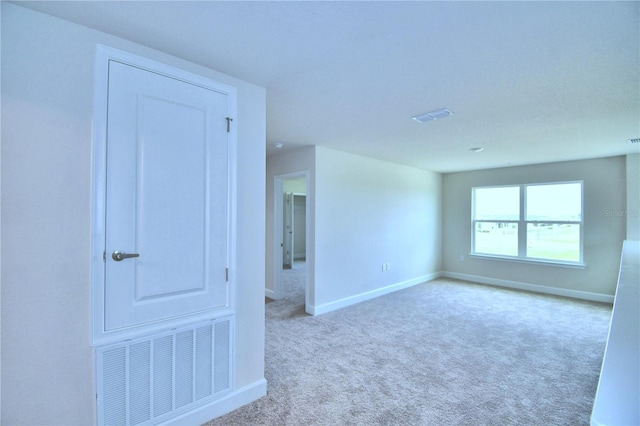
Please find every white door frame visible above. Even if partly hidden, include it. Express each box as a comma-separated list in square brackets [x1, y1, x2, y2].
[273, 171, 309, 304]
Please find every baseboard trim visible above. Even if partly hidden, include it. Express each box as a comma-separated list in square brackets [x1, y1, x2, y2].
[265, 288, 276, 300]
[309, 272, 442, 315]
[162, 378, 267, 425]
[442, 271, 614, 304]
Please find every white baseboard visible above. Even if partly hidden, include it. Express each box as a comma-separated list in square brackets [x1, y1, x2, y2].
[308, 272, 442, 315]
[265, 288, 276, 300]
[442, 271, 614, 304]
[163, 378, 267, 426]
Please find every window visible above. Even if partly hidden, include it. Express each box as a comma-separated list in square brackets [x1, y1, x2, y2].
[472, 182, 583, 264]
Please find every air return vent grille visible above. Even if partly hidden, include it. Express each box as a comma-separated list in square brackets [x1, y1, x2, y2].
[96, 317, 233, 425]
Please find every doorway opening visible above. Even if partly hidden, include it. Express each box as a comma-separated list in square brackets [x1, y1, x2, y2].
[273, 171, 309, 309]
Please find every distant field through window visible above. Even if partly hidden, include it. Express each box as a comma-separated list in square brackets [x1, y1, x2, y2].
[472, 182, 583, 264]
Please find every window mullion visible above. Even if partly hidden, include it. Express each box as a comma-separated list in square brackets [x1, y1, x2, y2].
[518, 185, 526, 258]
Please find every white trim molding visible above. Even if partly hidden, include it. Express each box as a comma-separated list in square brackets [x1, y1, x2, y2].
[442, 271, 614, 304]
[162, 378, 267, 426]
[308, 272, 442, 315]
[264, 288, 276, 300]
[299, 269, 613, 317]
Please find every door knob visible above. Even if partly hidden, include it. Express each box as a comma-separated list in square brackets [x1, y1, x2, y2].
[112, 250, 140, 261]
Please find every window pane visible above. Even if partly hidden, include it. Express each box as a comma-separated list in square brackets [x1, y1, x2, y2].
[527, 224, 580, 261]
[474, 187, 520, 220]
[526, 183, 581, 221]
[474, 222, 518, 256]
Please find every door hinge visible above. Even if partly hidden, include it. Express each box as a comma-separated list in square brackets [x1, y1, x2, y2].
[226, 117, 233, 133]
[226, 268, 229, 282]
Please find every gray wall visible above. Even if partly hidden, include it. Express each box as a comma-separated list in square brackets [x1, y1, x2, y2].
[283, 177, 307, 193]
[1, 4, 266, 424]
[442, 156, 627, 297]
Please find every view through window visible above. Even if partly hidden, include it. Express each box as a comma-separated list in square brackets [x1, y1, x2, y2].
[472, 182, 583, 263]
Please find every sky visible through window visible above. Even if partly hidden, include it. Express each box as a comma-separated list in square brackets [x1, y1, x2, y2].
[526, 183, 581, 221]
[474, 187, 519, 220]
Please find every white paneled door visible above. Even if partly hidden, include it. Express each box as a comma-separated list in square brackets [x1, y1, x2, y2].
[102, 58, 231, 332]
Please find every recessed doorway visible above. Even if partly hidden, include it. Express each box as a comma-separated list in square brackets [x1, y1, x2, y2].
[273, 172, 309, 309]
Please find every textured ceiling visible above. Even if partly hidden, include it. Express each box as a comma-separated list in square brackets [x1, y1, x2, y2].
[16, 1, 640, 172]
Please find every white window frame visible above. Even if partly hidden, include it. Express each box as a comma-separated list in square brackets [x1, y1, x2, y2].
[471, 181, 585, 268]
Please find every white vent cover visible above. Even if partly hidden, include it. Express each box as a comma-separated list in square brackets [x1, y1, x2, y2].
[412, 108, 454, 123]
[96, 317, 233, 425]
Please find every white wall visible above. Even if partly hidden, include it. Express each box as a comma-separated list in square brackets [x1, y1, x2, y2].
[442, 156, 627, 298]
[626, 154, 640, 241]
[1, 4, 266, 425]
[266, 146, 442, 314]
[313, 147, 442, 312]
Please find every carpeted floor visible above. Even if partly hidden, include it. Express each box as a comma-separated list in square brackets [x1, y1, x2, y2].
[206, 266, 611, 425]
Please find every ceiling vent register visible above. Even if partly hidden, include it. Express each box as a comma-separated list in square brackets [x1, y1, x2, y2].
[412, 108, 454, 123]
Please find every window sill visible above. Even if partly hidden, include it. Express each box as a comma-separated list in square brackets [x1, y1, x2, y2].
[469, 253, 586, 269]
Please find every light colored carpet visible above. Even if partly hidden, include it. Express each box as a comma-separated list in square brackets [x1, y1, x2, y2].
[207, 268, 611, 425]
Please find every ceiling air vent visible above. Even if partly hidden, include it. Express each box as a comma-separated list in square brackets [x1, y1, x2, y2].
[412, 108, 454, 123]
